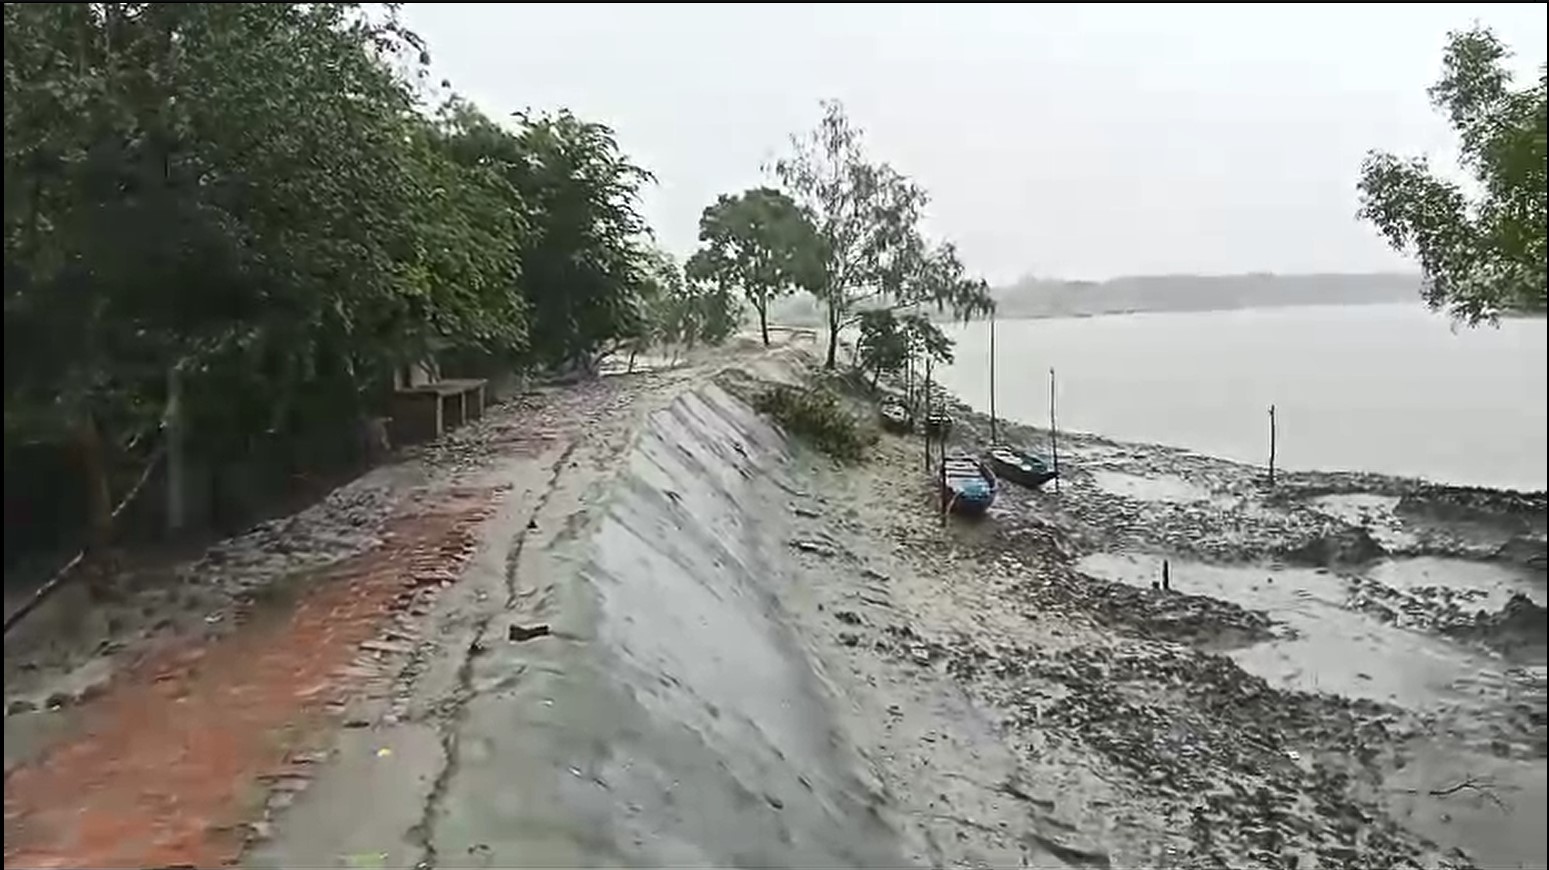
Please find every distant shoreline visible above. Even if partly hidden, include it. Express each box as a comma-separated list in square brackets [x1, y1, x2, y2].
[768, 271, 1430, 325]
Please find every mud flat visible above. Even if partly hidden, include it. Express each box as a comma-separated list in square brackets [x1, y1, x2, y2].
[785, 376, 1545, 869]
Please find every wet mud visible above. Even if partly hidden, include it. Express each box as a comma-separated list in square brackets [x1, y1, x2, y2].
[815, 382, 1546, 869]
[5, 341, 1544, 869]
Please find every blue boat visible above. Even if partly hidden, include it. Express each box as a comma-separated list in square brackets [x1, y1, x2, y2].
[941, 453, 997, 516]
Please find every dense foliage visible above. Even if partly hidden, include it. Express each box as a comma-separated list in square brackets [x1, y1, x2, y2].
[1358, 26, 1547, 325]
[854, 309, 954, 388]
[686, 187, 820, 346]
[754, 384, 874, 462]
[3, 2, 691, 542]
[639, 247, 740, 361]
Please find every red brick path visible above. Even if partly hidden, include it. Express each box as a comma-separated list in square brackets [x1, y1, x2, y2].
[3, 487, 500, 869]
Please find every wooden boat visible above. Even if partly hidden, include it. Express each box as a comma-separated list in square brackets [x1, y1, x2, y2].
[924, 410, 953, 438]
[985, 445, 1057, 490]
[940, 452, 996, 516]
[880, 401, 913, 433]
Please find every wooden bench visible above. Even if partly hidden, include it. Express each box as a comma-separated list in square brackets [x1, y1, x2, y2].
[388, 378, 488, 446]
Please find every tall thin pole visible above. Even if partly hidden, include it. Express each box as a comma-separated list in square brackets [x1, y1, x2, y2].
[1268, 404, 1277, 488]
[989, 310, 998, 445]
[1049, 367, 1060, 494]
[923, 356, 934, 471]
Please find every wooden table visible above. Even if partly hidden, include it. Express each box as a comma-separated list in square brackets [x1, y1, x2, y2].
[389, 378, 487, 445]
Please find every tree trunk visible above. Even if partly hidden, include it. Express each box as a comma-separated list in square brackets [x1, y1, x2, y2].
[166, 364, 186, 535]
[758, 302, 770, 346]
[78, 410, 113, 552]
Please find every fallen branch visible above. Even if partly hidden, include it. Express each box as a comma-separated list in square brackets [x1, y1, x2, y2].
[1401, 774, 1508, 811]
[3, 442, 166, 635]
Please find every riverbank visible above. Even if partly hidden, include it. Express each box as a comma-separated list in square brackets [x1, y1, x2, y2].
[774, 367, 1544, 868]
[3, 341, 1543, 868]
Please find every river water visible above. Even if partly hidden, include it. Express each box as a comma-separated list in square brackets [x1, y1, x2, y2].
[935, 304, 1548, 491]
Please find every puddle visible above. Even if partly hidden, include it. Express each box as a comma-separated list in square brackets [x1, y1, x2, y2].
[1077, 552, 1532, 710]
[1089, 471, 1210, 504]
[1308, 493, 1419, 550]
[1365, 556, 1546, 611]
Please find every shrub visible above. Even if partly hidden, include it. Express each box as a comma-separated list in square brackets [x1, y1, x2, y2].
[754, 385, 874, 462]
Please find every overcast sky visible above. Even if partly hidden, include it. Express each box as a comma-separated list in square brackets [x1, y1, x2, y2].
[403, 3, 1548, 284]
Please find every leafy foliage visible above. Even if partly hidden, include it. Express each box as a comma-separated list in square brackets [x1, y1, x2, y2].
[500, 108, 657, 371]
[639, 248, 739, 357]
[686, 187, 821, 345]
[1357, 26, 1547, 325]
[754, 384, 874, 462]
[854, 309, 955, 387]
[772, 101, 993, 366]
[3, 2, 676, 543]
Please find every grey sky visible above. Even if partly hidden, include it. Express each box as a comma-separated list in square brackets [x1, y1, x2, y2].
[403, 3, 1548, 284]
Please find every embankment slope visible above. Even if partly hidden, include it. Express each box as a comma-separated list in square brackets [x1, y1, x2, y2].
[425, 375, 910, 865]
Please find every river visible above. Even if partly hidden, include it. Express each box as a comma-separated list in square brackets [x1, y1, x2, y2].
[934, 304, 1548, 491]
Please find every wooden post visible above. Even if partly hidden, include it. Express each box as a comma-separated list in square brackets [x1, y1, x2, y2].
[923, 356, 934, 471]
[989, 310, 998, 445]
[939, 445, 948, 526]
[1268, 403, 1277, 488]
[1049, 367, 1060, 494]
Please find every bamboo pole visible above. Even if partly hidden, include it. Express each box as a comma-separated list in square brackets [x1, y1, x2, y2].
[923, 356, 933, 471]
[940, 445, 949, 525]
[1268, 404, 1277, 488]
[1049, 367, 1060, 494]
[989, 310, 998, 445]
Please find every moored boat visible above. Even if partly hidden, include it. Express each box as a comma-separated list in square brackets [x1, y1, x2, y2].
[924, 410, 953, 438]
[985, 445, 1057, 490]
[880, 401, 913, 433]
[940, 452, 996, 516]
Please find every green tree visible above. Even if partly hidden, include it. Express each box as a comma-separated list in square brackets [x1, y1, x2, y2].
[854, 309, 955, 390]
[901, 312, 956, 370]
[687, 187, 820, 346]
[4, 3, 465, 535]
[502, 109, 656, 374]
[854, 310, 911, 388]
[774, 101, 992, 367]
[1357, 26, 1547, 325]
[4, 2, 667, 557]
[648, 249, 739, 358]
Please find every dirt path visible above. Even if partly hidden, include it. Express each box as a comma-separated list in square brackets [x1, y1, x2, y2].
[1, 352, 719, 868]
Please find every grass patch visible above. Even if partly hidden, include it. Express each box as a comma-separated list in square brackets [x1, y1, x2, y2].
[755, 385, 875, 462]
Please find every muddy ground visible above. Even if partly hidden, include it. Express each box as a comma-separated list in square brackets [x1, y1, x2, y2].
[3, 341, 1545, 869]
[766, 376, 1546, 869]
